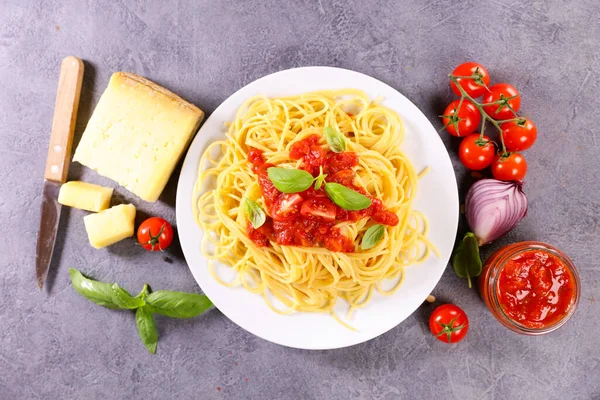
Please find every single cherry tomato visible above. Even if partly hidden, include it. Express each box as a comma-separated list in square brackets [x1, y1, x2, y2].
[270, 193, 304, 221]
[482, 83, 521, 120]
[327, 169, 355, 186]
[500, 118, 537, 152]
[300, 197, 336, 221]
[441, 100, 481, 137]
[137, 217, 174, 251]
[458, 134, 495, 170]
[429, 304, 469, 344]
[450, 62, 491, 98]
[491, 152, 527, 181]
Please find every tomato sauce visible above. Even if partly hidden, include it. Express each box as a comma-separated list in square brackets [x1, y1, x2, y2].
[245, 136, 399, 252]
[496, 249, 576, 329]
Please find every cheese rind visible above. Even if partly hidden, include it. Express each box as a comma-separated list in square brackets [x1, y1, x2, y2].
[83, 204, 136, 249]
[73, 72, 204, 202]
[58, 181, 113, 212]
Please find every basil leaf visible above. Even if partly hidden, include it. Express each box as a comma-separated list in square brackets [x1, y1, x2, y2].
[146, 291, 213, 319]
[324, 126, 347, 153]
[324, 182, 372, 210]
[267, 167, 315, 193]
[135, 307, 158, 354]
[452, 232, 482, 289]
[111, 283, 146, 309]
[243, 198, 266, 229]
[69, 268, 120, 309]
[314, 173, 327, 190]
[361, 224, 385, 250]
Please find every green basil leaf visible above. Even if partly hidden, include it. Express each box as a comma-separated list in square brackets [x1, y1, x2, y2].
[111, 283, 146, 309]
[146, 291, 213, 319]
[314, 173, 327, 190]
[267, 167, 315, 193]
[324, 182, 372, 210]
[452, 232, 482, 289]
[69, 268, 120, 309]
[243, 198, 266, 229]
[135, 307, 158, 354]
[361, 224, 385, 250]
[324, 126, 347, 153]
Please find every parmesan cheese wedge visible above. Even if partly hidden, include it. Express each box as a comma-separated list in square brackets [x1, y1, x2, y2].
[83, 204, 136, 249]
[58, 181, 113, 212]
[73, 72, 204, 202]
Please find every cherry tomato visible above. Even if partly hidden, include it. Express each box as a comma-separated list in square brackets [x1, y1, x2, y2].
[441, 100, 481, 137]
[450, 62, 491, 98]
[500, 118, 537, 152]
[137, 217, 174, 251]
[482, 83, 521, 120]
[327, 169, 355, 186]
[270, 193, 304, 221]
[458, 134, 495, 170]
[491, 152, 527, 181]
[300, 198, 336, 221]
[429, 304, 469, 344]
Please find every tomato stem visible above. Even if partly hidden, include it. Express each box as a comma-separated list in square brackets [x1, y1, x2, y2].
[141, 223, 167, 251]
[448, 74, 520, 155]
[435, 315, 466, 343]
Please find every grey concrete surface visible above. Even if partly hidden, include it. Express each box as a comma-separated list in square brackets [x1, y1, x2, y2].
[1, 0, 599, 399]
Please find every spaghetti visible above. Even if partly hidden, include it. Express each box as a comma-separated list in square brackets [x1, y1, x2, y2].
[194, 90, 434, 322]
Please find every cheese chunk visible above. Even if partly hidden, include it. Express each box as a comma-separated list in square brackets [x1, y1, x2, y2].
[58, 181, 113, 212]
[83, 204, 136, 249]
[73, 72, 204, 202]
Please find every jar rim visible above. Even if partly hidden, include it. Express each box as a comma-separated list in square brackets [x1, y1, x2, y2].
[487, 241, 581, 335]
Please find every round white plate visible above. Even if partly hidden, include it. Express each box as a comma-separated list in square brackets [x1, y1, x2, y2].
[176, 66, 459, 350]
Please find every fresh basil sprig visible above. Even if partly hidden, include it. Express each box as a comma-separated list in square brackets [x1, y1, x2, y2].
[267, 167, 315, 193]
[69, 268, 213, 354]
[361, 224, 385, 250]
[243, 198, 266, 228]
[324, 126, 347, 153]
[266, 166, 371, 211]
[452, 232, 482, 288]
[324, 182, 371, 210]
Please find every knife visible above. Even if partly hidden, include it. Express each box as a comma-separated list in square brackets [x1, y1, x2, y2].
[35, 56, 84, 289]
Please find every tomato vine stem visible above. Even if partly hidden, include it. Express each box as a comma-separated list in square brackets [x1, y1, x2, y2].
[448, 74, 522, 155]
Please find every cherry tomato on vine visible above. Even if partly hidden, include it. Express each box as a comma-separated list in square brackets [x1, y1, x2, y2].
[450, 62, 491, 98]
[482, 83, 521, 120]
[491, 152, 527, 181]
[458, 134, 495, 170]
[500, 118, 537, 152]
[429, 304, 469, 344]
[137, 217, 174, 251]
[441, 100, 481, 137]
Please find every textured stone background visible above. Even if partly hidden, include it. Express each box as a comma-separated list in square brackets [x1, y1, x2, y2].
[1, 0, 599, 399]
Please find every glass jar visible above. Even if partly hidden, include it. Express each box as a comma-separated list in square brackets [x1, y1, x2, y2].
[479, 241, 580, 335]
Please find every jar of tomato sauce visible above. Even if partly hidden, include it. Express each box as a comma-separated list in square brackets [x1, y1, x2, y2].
[479, 241, 580, 335]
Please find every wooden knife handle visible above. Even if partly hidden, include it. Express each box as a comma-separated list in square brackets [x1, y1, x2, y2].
[44, 56, 84, 182]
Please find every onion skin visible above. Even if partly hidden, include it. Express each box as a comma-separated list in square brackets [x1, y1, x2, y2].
[465, 179, 528, 246]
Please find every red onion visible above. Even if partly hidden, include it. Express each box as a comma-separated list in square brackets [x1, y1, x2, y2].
[465, 179, 528, 246]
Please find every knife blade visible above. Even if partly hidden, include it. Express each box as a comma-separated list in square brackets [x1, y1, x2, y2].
[35, 181, 63, 288]
[35, 56, 84, 290]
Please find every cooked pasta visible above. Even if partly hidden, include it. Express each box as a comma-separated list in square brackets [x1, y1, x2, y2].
[194, 90, 435, 324]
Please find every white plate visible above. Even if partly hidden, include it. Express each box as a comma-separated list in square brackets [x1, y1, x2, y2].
[176, 67, 459, 350]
